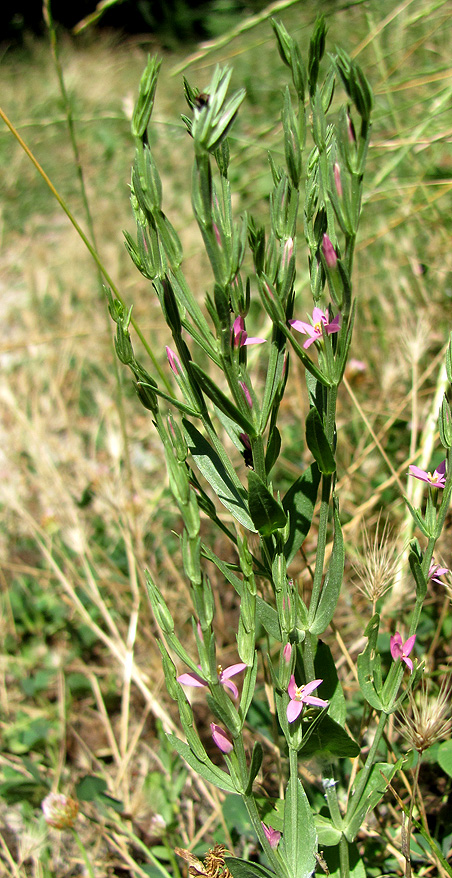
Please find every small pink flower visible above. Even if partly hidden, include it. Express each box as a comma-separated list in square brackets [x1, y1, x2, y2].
[322, 234, 338, 269]
[232, 316, 266, 348]
[211, 723, 233, 754]
[428, 563, 449, 586]
[390, 632, 416, 673]
[408, 460, 446, 488]
[177, 662, 246, 700]
[287, 675, 328, 722]
[262, 824, 281, 849]
[166, 346, 183, 376]
[290, 307, 341, 350]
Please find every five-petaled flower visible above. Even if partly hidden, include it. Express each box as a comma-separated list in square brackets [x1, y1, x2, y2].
[290, 307, 341, 350]
[287, 675, 328, 722]
[390, 632, 416, 673]
[231, 316, 266, 348]
[177, 662, 246, 700]
[408, 460, 446, 489]
[429, 563, 450, 585]
[262, 824, 281, 849]
[211, 723, 233, 754]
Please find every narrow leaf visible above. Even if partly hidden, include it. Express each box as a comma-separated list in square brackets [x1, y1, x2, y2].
[282, 777, 317, 878]
[225, 858, 275, 878]
[190, 363, 256, 437]
[309, 496, 344, 633]
[357, 614, 384, 710]
[183, 419, 256, 531]
[167, 734, 236, 793]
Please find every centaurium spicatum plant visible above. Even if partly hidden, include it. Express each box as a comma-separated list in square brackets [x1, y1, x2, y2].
[106, 18, 452, 878]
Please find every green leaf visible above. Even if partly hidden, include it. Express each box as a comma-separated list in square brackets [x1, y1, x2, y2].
[240, 653, 258, 723]
[314, 640, 346, 726]
[225, 859, 275, 878]
[76, 775, 107, 801]
[256, 596, 281, 640]
[408, 542, 427, 603]
[437, 739, 452, 778]
[167, 734, 236, 793]
[305, 408, 336, 475]
[309, 496, 344, 633]
[183, 419, 256, 531]
[248, 470, 287, 536]
[404, 497, 431, 537]
[322, 841, 366, 878]
[190, 363, 256, 437]
[246, 742, 263, 794]
[357, 614, 384, 710]
[265, 426, 281, 475]
[299, 714, 360, 759]
[281, 777, 317, 878]
[283, 463, 321, 564]
[314, 815, 342, 846]
[345, 760, 403, 842]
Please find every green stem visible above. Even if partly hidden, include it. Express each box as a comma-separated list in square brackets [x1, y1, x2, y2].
[345, 711, 388, 829]
[234, 738, 286, 877]
[339, 834, 350, 878]
[71, 828, 95, 878]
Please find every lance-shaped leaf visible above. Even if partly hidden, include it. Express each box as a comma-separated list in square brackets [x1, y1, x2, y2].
[281, 777, 317, 878]
[298, 714, 360, 759]
[256, 597, 281, 640]
[283, 463, 321, 564]
[245, 741, 263, 795]
[309, 496, 344, 633]
[225, 860, 276, 878]
[357, 614, 384, 710]
[167, 734, 236, 793]
[345, 760, 403, 843]
[305, 408, 336, 475]
[248, 470, 287, 536]
[183, 420, 256, 531]
[409, 540, 427, 604]
[190, 363, 256, 437]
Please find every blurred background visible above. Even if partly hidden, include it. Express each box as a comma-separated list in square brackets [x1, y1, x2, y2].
[1, 1, 451, 875]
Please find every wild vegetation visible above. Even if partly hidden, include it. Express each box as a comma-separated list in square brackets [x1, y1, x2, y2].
[1, 1, 452, 876]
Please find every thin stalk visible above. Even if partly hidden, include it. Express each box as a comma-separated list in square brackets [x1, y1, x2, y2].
[71, 829, 95, 878]
[339, 834, 350, 878]
[345, 711, 388, 828]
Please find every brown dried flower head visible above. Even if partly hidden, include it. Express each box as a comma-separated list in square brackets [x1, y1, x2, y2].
[398, 678, 452, 753]
[353, 513, 400, 608]
[175, 845, 231, 878]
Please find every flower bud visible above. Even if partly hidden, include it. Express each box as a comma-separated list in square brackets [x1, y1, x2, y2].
[211, 723, 233, 754]
[322, 234, 338, 269]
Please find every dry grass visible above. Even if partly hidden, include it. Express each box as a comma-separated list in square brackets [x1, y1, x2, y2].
[1, 1, 452, 874]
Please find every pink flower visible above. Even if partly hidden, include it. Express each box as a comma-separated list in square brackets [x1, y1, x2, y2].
[166, 346, 183, 376]
[287, 675, 328, 722]
[322, 234, 338, 269]
[390, 632, 416, 673]
[239, 380, 253, 408]
[290, 307, 341, 350]
[232, 316, 266, 348]
[334, 162, 342, 198]
[211, 723, 233, 754]
[262, 824, 281, 849]
[428, 563, 449, 585]
[408, 460, 446, 488]
[177, 662, 246, 700]
[283, 643, 292, 664]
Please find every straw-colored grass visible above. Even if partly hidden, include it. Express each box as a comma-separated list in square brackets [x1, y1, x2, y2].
[1, 0, 452, 874]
